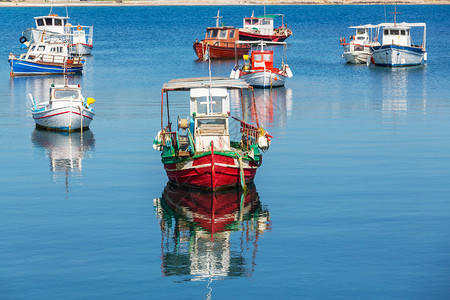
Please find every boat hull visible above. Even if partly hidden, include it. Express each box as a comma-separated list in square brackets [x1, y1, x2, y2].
[32, 106, 94, 132]
[341, 43, 378, 64]
[193, 42, 250, 60]
[240, 71, 287, 88]
[69, 43, 93, 56]
[9, 59, 83, 76]
[238, 30, 290, 42]
[163, 152, 258, 191]
[371, 45, 426, 67]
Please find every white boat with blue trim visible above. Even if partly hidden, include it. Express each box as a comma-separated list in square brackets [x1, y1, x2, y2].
[9, 40, 84, 76]
[370, 22, 427, 67]
[30, 83, 95, 132]
[20, 9, 93, 56]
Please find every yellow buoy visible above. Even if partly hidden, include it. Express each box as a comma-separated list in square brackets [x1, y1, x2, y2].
[86, 98, 96, 105]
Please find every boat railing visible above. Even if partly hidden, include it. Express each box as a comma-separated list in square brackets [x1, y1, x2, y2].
[30, 53, 83, 65]
[240, 124, 259, 151]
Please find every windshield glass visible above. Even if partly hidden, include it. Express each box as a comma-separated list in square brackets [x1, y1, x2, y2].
[54, 90, 79, 99]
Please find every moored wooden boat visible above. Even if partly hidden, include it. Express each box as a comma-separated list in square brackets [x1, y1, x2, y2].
[239, 12, 292, 42]
[340, 24, 380, 64]
[153, 77, 272, 191]
[30, 83, 95, 132]
[9, 40, 84, 76]
[370, 22, 427, 67]
[193, 11, 250, 60]
[20, 8, 94, 56]
[231, 40, 293, 88]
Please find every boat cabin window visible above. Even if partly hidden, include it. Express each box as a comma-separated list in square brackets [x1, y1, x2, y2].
[263, 54, 272, 61]
[390, 29, 399, 35]
[261, 19, 271, 25]
[54, 90, 79, 99]
[197, 118, 227, 132]
[210, 29, 218, 38]
[229, 30, 235, 39]
[194, 96, 225, 114]
[30, 45, 36, 51]
[244, 18, 251, 25]
[37, 45, 45, 51]
[219, 30, 227, 39]
[45, 18, 53, 26]
[253, 54, 262, 61]
[357, 29, 366, 35]
[357, 36, 366, 40]
[37, 19, 44, 26]
[54, 19, 62, 26]
[384, 29, 388, 35]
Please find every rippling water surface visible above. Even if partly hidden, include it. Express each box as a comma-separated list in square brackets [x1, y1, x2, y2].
[1, 5, 449, 299]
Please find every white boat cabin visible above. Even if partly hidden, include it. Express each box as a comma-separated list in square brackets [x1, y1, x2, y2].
[50, 84, 83, 104]
[20, 42, 81, 64]
[378, 22, 426, 48]
[189, 87, 230, 152]
[34, 14, 69, 34]
[349, 25, 379, 45]
[243, 17, 274, 35]
[382, 26, 412, 46]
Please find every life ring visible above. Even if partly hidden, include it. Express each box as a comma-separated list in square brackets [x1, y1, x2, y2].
[19, 36, 27, 43]
[77, 25, 82, 31]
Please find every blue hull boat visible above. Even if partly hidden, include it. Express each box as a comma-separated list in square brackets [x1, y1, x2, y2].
[9, 59, 83, 76]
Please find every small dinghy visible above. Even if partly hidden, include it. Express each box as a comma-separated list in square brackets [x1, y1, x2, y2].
[30, 82, 95, 132]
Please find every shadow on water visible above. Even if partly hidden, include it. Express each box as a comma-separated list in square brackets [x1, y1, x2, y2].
[31, 128, 95, 192]
[154, 182, 271, 295]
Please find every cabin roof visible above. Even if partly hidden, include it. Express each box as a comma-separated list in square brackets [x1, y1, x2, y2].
[34, 15, 70, 20]
[206, 26, 237, 30]
[378, 22, 426, 28]
[256, 14, 284, 19]
[163, 77, 251, 91]
[349, 24, 378, 29]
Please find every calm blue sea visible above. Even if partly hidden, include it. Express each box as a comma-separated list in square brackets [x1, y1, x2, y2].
[1, 4, 449, 299]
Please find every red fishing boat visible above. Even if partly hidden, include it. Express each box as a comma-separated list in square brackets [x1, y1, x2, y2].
[239, 12, 292, 42]
[153, 77, 272, 191]
[193, 11, 250, 60]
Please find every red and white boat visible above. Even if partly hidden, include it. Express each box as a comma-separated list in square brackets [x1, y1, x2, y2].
[239, 12, 292, 42]
[153, 77, 272, 191]
[193, 11, 250, 60]
[231, 41, 293, 88]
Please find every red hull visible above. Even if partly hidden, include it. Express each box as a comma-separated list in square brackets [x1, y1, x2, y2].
[164, 152, 258, 191]
[193, 42, 250, 60]
[238, 30, 291, 42]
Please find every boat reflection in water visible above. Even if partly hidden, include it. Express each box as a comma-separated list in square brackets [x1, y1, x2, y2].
[230, 87, 293, 129]
[32, 128, 95, 190]
[154, 183, 271, 285]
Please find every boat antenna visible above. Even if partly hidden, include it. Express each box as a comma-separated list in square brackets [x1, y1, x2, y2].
[65, 5, 69, 18]
[384, 4, 387, 23]
[389, 4, 401, 26]
[214, 10, 222, 28]
[264, 6, 266, 16]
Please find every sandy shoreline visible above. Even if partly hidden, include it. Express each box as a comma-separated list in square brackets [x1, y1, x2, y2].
[1, 0, 449, 7]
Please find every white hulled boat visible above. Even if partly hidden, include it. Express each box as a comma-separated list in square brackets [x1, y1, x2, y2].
[231, 40, 293, 88]
[30, 82, 95, 132]
[340, 24, 380, 64]
[370, 22, 427, 67]
[20, 9, 93, 56]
